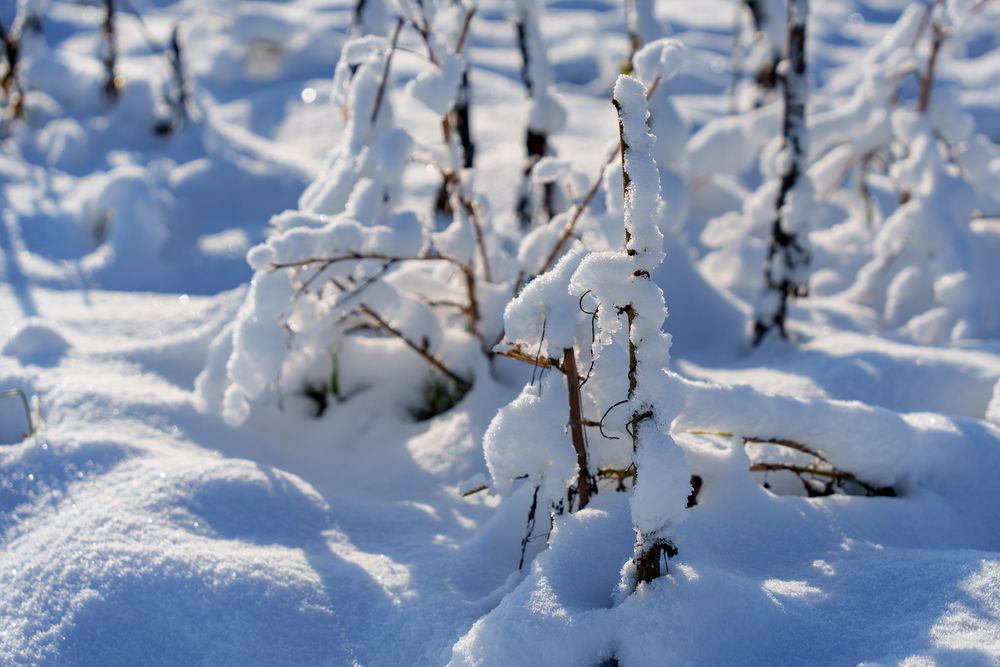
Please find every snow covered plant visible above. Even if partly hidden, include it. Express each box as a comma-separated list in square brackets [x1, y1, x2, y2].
[514, 37, 686, 287]
[487, 75, 691, 593]
[846, 1, 1000, 343]
[197, 31, 502, 426]
[397, 0, 479, 211]
[752, 0, 813, 344]
[511, 0, 567, 227]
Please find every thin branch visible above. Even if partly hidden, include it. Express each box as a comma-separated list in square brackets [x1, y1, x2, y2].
[493, 346, 564, 371]
[358, 303, 473, 392]
[749, 462, 895, 497]
[369, 18, 406, 128]
[687, 429, 829, 463]
[563, 346, 594, 509]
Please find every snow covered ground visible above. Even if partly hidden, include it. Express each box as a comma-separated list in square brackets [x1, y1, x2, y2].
[2, 0, 1000, 664]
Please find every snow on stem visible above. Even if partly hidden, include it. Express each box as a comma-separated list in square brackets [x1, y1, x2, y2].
[614, 75, 687, 587]
[565, 75, 690, 590]
[752, 0, 812, 345]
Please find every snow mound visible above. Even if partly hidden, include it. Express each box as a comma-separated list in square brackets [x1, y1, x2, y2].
[2, 319, 70, 367]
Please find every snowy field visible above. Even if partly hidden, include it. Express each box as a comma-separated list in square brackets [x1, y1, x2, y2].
[2, 0, 1000, 664]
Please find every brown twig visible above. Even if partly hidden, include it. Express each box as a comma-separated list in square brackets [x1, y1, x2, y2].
[563, 346, 593, 509]
[102, 0, 121, 101]
[749, 462, 895, 497]
[358, 303, 472, 392]
[0, 19, 25, 121]
[274, 251, 486, 354]
[688, 430, 830, 464]
[918, 4, 945, 114]
[493, 346, 563, 371]
[369, 18, 405, 129]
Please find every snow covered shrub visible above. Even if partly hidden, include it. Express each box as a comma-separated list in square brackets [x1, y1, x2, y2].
[396, 0, 479, 212]
[198, 21, 508, 426]
[591, 75, 690, 590]
[841, 2, 1000, 343]
[487, 74, 691, 592]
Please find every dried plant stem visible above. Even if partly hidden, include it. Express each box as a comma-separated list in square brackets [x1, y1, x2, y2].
[369, 18, 405, 129]
[917, 5, 945, 114]
[358, 303, 472, 392]
[562, 346, 593, 509]
[687, 429, 829, 463]
[0, 19, 24, 121]
[274, 252, 486, 355]
[749, 462, 894, 497]
[103, 0, 121, 101]
[612, 91, 675, 586]
[494, 346, 563, 370]
[532, 79, 660, 282]
[753, 0, 811, 345]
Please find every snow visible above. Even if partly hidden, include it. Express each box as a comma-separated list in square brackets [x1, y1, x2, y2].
[2, 0, 1000, 665]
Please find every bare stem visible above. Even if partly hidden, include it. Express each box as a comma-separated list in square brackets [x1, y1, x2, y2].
[358, 303, 472, 392]
[103, 0, 120, 101]
[750, 462, 895, 497]
[563, 346, 593, 509]
[369, 18, 405, 128]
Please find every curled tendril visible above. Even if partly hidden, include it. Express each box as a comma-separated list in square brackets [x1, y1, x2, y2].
[577, 290, 599, 388]
[593, 398, 627, 441]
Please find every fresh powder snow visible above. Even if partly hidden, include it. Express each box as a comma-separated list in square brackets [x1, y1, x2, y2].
[2, 0, 1000, 665]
